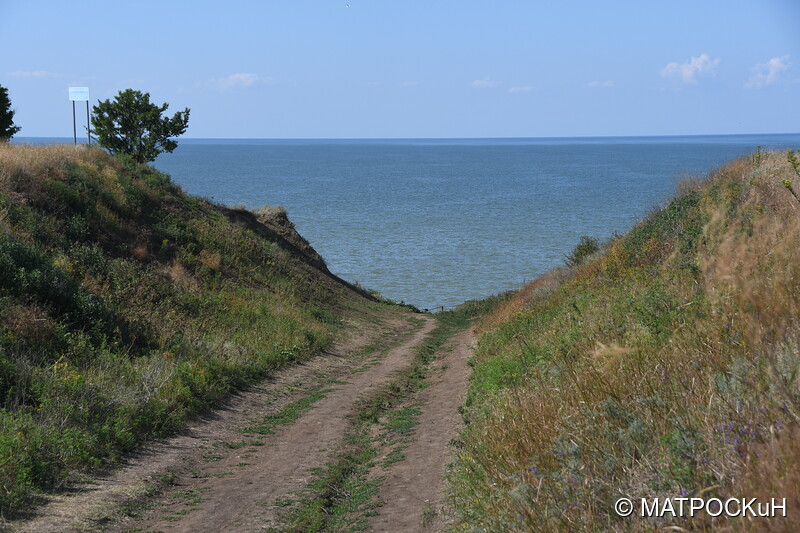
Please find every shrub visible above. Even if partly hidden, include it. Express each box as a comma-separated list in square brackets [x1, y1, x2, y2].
[565, 235, 600, 267]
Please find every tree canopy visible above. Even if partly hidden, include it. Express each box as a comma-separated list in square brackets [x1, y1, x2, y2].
[0, 85, 21, 142]
[90, 89, 189, 163]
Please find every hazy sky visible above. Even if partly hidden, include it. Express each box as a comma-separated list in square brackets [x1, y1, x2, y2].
[2, 1, 799, 138]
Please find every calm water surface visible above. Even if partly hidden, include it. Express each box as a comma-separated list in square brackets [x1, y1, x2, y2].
[19, 135, 800, 309]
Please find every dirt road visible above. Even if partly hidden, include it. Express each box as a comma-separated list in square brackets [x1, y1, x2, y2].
[367, 328, 474, 532]
[11, 309, 473, 533]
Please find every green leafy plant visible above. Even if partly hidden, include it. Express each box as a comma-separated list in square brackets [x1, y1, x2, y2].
[783, 149, 800, 203]
[752, 145, 763, 166]
[788, 149, 800, 177]
[565, 235, 600, 267]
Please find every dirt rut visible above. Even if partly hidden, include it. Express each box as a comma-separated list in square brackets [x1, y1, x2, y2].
[129, 315, 434, 533]
[367, 327, 474, 532]
[12, 312, 434, 533]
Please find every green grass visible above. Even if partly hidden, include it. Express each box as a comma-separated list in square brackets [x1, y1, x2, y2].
[449, 152, 800, 531]
[0, 144, 375, 517]
[384, 405, 422, 435]
[242, 388, 333, 435]
[277, 428, 381, 533]
[380, 445, 407, 469]
[219, 440, 263, 449]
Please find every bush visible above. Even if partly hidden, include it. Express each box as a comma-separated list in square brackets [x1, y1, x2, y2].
[565, 235, 600, 267]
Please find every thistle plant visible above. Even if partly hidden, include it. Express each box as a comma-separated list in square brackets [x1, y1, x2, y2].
[788, 149, 800, 177]
[753, 145, 763, 166]
[784, 149, 800, 204]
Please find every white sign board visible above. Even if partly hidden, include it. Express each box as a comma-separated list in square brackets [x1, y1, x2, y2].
[68, 87, 89, 101]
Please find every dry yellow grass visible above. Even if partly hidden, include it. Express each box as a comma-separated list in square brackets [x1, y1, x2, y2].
[198, 249, 222, 270]
[477, 267, 573, 336]
[0, 143, 95, 187]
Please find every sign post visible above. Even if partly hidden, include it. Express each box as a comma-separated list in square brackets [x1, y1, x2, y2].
[68, 87, 90, 144]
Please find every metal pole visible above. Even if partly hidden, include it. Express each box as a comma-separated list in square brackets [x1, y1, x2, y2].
[86, 101, 90, 144]
[72, 101, 77, 145]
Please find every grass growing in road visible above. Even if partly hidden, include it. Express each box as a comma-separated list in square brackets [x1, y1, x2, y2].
[242, 388, 333, 435]
[272, 305, 491, 532]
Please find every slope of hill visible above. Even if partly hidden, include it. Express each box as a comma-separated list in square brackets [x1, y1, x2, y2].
[450, 150, 800, 531]
[0, 144, 374, 515]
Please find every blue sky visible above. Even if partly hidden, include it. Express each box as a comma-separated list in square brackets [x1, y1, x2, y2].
[2, 0, 799, 138]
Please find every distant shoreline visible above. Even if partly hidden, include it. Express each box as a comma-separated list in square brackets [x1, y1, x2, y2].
[12, 132, 800, 145]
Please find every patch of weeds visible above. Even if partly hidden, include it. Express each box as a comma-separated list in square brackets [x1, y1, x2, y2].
[220, 440, 249, 449]
[420, 502, 437, 527]
[566, 235, 600, 267]
[281, 428, 380, 533]
[242, 388, 332, 435]
[274, 497, 294, 507]
[381, 446, 407, 469]
[120, 507, 141, 518]
[202, 452, 223, 462]
[384, 406, 422, 435]
[173, 487, 207, 500]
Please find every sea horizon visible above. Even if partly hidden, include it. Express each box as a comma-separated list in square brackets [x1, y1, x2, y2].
[11, 133, 800, 309]
[14, 131, 800, 143]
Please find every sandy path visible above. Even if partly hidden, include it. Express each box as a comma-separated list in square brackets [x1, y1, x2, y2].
[10, 311, 433, 533]
[368, 327, 474, 532]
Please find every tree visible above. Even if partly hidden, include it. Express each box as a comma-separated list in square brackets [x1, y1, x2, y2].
[90, 89, 189, 163]
[0, 85, 21, 142]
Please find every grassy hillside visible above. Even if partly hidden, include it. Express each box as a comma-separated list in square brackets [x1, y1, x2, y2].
[451, 151, 800, 531]
[0, 144, 374, 515]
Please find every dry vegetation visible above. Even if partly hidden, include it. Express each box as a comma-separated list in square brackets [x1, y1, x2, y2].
[450, 151, 800, 531]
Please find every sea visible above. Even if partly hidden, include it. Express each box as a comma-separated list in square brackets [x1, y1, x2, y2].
[16, 134, 800, 310]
